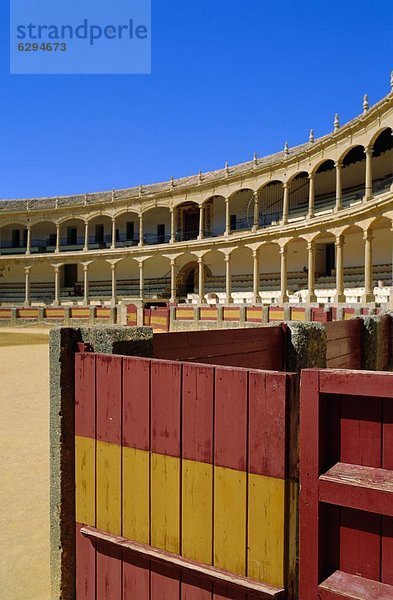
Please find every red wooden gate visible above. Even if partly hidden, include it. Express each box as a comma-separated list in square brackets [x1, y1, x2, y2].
[75, 350, 297, 599]
[300, 369, 393, 599]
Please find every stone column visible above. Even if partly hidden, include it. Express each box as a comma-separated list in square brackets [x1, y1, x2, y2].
[363, 230, 375, 302]
[252, 250, 260, 304]
[198, 204, 204, 240]
[307, 173, 315, 219]
[24, 266, 32, 306]
[225, 198, 230, 236]
[53, 265, 62, 307]
[307, 242, 317, 303]
[138, 214, 144, 247]
[335, 160, 343, 211]
[111, 218, 116, 250]
[110, 263, 117, 306]
[364, 146, 373, 201]
[225, 254, 232, 304]
[198, 257, 205, 303]
[55, 224, 60, 254]
[252, 191, 259, 231]
[82, 263, 90, 305]
[26, 226, 31, 256]
[335, 235, 345, 302]
[0, 228, 2, 255]
[282, 182, 289, 224]
[170, 258, 177, 303]
[83, 222, 89, 252]
[170, 207, 175, 243]
[279, 246, 289, 303]
[139, 261, 144, 299]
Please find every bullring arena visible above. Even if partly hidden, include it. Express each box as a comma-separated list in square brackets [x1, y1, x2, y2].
[0, 82, 393, 318]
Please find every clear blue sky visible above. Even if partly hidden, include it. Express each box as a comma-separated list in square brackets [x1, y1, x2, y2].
[1, 0, 392, 199]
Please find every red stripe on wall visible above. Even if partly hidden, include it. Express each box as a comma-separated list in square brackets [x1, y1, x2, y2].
[75, 353, 96, 439]
[96, 355, 122, 445]
[182, 363, 214, 464]
[76, 523, 96, 600]
[122, 357, 150, 450]
[123, 551, 150, 599]
[151, 360, 182, 457]
[96, 539, 122, 600]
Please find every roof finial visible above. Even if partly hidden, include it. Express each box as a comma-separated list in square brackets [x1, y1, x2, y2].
[253, 152, 258, 167]
[363, 94, 369, 113]
[170, 176, 175, 189]
[309, 129, 315, 143]
[390, 70, 393, 92]
[112, 189, 115, 202]
[84, 193, 88, 205]
[334, 113, 340, 133]
[284, 141, 289, 156]
[225, 161, 229, 177]
[139, 184, 143, 197]
[55, 196, 59, 209]
[198, 170, 202, 184]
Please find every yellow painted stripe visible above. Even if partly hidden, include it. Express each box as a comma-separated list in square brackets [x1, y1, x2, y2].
[291, 309, 305, 322]
[223, 308, 240, 320]
[214, 466, 246, 575]
[151, 453, 180, 553]
[96, 440, 121, 535]
[182, 459, 213, 564]
[248, 473, 285, 587]
[122, 447, 149, 544]
[176, 309, 194, 319]
[75, 435, 95, 526]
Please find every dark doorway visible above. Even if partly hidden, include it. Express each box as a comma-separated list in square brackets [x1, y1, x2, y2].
[230, 214, 237, 231]
[185, 268, 196, 294]
[326, 243, 335, 276]
[95, 224, 105, 244]
[126, 221, 134, 241]
[12, 229, 20, 248]
[64, 264, 78, 288]
[157, 224, 165, 243]
[67, 227, 77, 245]
[183, 210, 199, 240]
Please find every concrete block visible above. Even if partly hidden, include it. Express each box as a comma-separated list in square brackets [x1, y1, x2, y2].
[286, 321, 327, 371]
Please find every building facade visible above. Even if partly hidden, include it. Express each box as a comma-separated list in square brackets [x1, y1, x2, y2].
[1, 83, 393, 308]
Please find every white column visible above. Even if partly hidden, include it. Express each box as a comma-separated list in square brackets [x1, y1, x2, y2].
[307, 173, 315, 219]
[282, 183, 289, 224]
[307, 242, 317, 303]
[83, 264, 90, 305]
[335, 161, 342, 211]
[225, 198, 230, 236]
[364, 146, 373, 201]
[24, 266, 31, 306]
[253, 250, 260, 304]
[198, 204, 204, 240]
[55, 224, 60, 254]
[335, 235, 345, 303]
[170, 259, 177, 303]
[198, 257, 205, 303]
[110, 263, 117, 306]
[26, 227, 31, 256]
[252, 191, 259, 231]
[53, 265, 61, 307]
[138, 214, 144, 247]
[139, 262, 144, 299]
[362, 231, 375, 302]
[170, 208, 175, 243]
[84, 222, 89, 252]
[111, 218, 116, 250]
[279, 246, 289, 303]
[225, 254, 232, 304]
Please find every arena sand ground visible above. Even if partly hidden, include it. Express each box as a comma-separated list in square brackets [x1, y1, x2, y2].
[0, 328, 50, 600]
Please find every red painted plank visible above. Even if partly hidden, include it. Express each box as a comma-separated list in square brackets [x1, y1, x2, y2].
[340, 508, 381, 581]
[122, 552, 150, 599]
[151, 360, 182, 457]
[96, 355, 122, 445]
[341, 395, 382, 468]
[76, 522, 96, 600]
[248, 372, 287, 478]
[214, 367, 248, 471]
[383, 398, 393, 471]
[181, 573, 213, 599]
[213, 582, 246, 599]
[75, 353, 96, 439]
[182, 363, 214, 463]
[382, 516, 393, 585]
[318, 370, 393, 399]
[151, 563, 181, 600]
[96, 539, 122, 600]
[319, 569, 393, 600]
[122, 357, 150, 450]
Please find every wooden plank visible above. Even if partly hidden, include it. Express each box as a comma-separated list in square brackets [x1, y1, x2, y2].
[96, 355, 122, 445]
[318, 369, 393, 398]
[319, 462, 393, 516]
[96, 539, 122, 600]
[151, 562, 181, 599]
[325, 320, 361, 342]
[151, 453, 180, 553]
[151, 360, 181, 457]
[97, 441, 122, 535]
[213, 582, 246, 599]
[382, 516, 393, 585]
[340, 508, 381, 581]
[341, 394, 382, 468]
[182, 459, 213, 565]
[182, 363, 214, 464]
[181, 573, 213, 599]
[319, 569, 393, 600]
[76, 436, 95, 526]
[76, 522, 96, 600]
[122, 551, 150, 600]
[383, 397, 393, 470]
[82, 527, 286, 597]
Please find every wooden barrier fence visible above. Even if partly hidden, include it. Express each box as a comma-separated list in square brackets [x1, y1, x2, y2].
[325, 319, 363, 369]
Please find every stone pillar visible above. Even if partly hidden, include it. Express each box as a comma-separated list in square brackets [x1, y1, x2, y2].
[24, 266, 32, 306]
[252, 250, 260, 304]
[282, 182, 289, 224]
[364, 146, 373, 201]
[225, 254, 232, 304]
[55, 224, 60, 254]
[26, 226, 31, 255]
[335, 160, 342, 211]
[170, 207, 175, 243]
[198, 204, 204, 240]
[83, 222, 89, 252]
[307, 242, 317, 303]
[111, 218, 116, 250]
[139, 261, 144, 299]
[307, 173, 315, 219]
[53, 265, 62, 307]
[170, 258, 177, 303]
[138, 214, 144, 247]
[279, 246, 289, 303]
[198, 256, 205, 303]
[110, 263, 117, 306]
[225, 198, 230, 236]
[363, 230, 375, 302]
[335, 235, 345, 302]
[0, 228, 2, 255]
[82, 264, 90, 306]
[252, 191, 259, 231]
